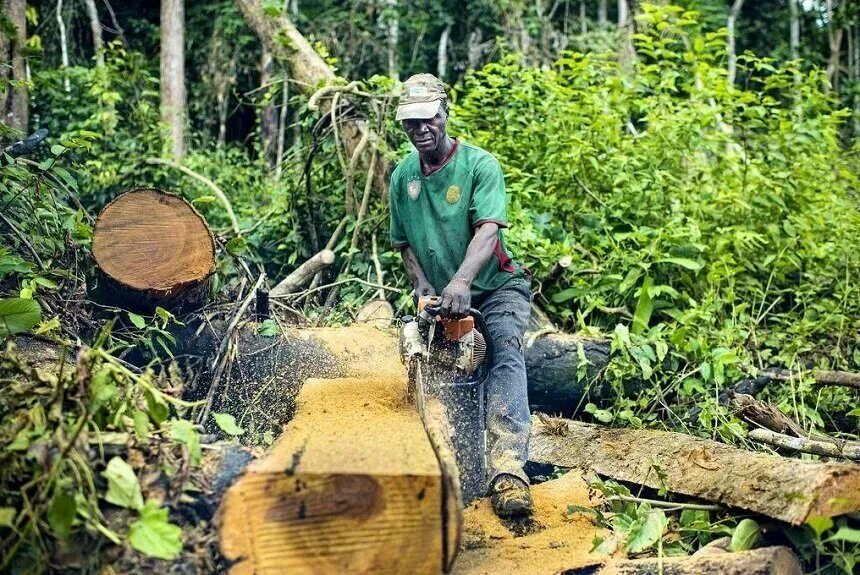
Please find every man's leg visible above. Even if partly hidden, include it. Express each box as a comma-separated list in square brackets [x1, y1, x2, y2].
[478, 282, 532, 513]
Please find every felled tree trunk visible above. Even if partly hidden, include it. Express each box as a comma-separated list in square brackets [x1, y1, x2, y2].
[600, 546, 802, 575]
[90, 188, 216, 312]
[218, 376, 454, 574]
[529, 417, 860, 525]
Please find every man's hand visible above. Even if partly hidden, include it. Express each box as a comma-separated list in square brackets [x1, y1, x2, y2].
[414, 282, 436, 305]
[440, 278, 471, 318]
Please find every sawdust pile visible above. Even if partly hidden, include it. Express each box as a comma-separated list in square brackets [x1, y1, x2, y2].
[309, 324, 404, 379]
[253, 375, 439, 476]
[453, 470, 607, 575]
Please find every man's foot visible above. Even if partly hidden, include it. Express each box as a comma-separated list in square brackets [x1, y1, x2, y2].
[490, 474, 533, 518]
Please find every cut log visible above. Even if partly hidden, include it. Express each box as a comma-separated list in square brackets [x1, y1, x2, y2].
[218, 375, 454, 574]
[90, 188, 215, 312]
[599, 546, 802, 575]
[528, 417, 860, 525]
[525, 333, 611, 414]
[269, 249, 335, 297]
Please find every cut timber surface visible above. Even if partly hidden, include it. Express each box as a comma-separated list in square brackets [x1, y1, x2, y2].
[91, 188, 215, 310]
[599, 546, 803, 575]
[453, 471, 607, 575]
[218, 376, 448, 574]
[529, 417, 860, 525]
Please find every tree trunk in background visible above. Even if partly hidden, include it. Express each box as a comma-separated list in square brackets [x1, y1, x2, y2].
[260, 48, 278, 169]
[580, 1, 587, 35]
[788, 0, 799, 60]
[56, 0, 71, 92]
[160, 0, 187, 161]
[618, 0, 634, 72]
[384, 0, 399, 81]
[727, 0, 745, 87]
[467, 29, 483, 70]
[825, 0, 842, 93]
[234, 0, 389, 197]
[83, 0, 104, 66]
[0, 0, 28, 134]
[437, 24, 451, 80]
[598, 0, 607, 27]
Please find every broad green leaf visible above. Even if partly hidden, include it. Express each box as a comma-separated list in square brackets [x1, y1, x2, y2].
[128, 501, 182, 560]
[212, 412, 245, 436]
[625, 509, 667, 554]
[657, 257, 703, 271]
[127, 312, 146, 329]
[632, 276, 653, 335]
[226, 237, 247, 256]
[827, 526, 860, 544]
[729, 518, 761, 551]
[258, 319, 279, 337]
[169, 419, 201, 465]
[102, 456, 143, 510]
[0, 298, 42, 337]
[47, 491, 76, 539]
[0, 507, 16, 527]
[806, 516, 834, 538]
[145, 389, 169, 425]
[846, 408, 860, 417]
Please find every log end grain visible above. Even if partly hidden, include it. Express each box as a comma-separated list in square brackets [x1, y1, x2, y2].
[92, 188, 215, 306]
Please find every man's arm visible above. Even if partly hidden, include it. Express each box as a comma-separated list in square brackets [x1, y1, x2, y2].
[401, 246, 436, 300]
[439, 222, 499, 317]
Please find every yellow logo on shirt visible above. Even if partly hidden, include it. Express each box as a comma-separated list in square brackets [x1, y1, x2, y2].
[446, 185, 461, 204]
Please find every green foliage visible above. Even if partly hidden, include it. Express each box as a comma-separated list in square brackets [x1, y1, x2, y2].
[0, 298, 41, 337]
[454, 4, 860, 439]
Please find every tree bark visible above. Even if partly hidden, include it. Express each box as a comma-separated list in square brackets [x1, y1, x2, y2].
[528, 416, 860, 525]
[56, 0, 71, 92]
[580, 0, 587, 35]
[598, 0, 608, 27]
[437, 24, 451, 80]
[83, 0, 104, 66]
[727, 0, 745, 87]
[160, 0, 187, 161]
[600, 546, 802, 575]
[259, 48, 278, 168]
[234, 0, 388, 195]
[269, 249, 336, 297]
[618, 0, 635, 72]
[826, 0, 842, 92]
[1, 0, 28, 133]
[384, 0, 399, 80]
[90, 189, 215, 312]
[788, 0, 799, 60]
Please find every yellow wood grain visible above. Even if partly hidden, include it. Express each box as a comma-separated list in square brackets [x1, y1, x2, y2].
[219, 376, 445, 575]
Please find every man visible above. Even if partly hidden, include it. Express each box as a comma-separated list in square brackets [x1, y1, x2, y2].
[389, 73, 533, 518]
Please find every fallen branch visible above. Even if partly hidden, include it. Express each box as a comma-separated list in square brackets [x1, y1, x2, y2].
[529, 417, 860, 524]
[599, 546, 802, 575]
[146, 157, 241, 235]
[605, 495, 722, 512]
[748, 428, 860, 461]
[269, 249, 336, 297]
[762, 367, 860, 390]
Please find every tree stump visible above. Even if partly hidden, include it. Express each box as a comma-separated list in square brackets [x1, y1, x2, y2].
[90, 188, 215, 311]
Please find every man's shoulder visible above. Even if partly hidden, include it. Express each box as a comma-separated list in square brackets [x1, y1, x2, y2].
[391, 150, 420, 183]
[457, 141, 502, 172]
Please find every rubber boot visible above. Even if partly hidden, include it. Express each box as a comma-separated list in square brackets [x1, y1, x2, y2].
[489, 474, 534, 518]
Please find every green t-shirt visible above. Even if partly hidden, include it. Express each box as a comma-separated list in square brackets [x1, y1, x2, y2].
[389, 140, 527, 304]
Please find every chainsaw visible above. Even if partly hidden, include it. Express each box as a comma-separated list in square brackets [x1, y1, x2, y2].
[399, 296, 493, 504]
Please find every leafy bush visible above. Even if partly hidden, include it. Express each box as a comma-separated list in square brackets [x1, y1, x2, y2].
[453, 5, 860, 436]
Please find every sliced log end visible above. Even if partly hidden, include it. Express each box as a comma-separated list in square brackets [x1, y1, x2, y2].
[218, 376, 448, 574]
[92, 188, 215, 308]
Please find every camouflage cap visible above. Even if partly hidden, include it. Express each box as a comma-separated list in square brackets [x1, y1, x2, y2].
[396, 73, 447, 121]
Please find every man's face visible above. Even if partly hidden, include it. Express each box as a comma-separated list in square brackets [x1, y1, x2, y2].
[402, 107, 448, 155]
